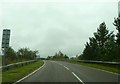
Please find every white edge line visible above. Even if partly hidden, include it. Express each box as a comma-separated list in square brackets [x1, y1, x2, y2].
[13, 61, 45, 84]
[93, 68, 119, 75]
[72, 72, 85, 84]
[63, 66, 70, 71]
[79, 64, 119, 75]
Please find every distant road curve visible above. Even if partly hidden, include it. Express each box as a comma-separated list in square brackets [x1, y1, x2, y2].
[16, 60, 119, 84]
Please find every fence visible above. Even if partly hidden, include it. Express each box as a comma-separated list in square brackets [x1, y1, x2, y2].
[0, 60, 37, 71]
[77, 60, 120, 65]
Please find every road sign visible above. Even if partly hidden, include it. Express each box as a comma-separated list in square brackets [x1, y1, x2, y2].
[1, 29, 11, 65]
[2, 29, 11, 48]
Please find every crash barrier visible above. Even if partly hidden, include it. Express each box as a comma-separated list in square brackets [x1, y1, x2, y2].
[77, 60, 120, 65]
[0, 60, 37, 71]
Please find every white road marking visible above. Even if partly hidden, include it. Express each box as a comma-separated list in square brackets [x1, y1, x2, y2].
[72, 72, 85, 84]
[13, 61, 46, 84]
[93, 68, 119, 75]
[79, 64, 119, 75]
[50, 61, 85, 83]
[64, 66, 70, 71]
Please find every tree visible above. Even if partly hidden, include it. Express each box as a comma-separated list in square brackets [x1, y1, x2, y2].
[93, 22, 116, 61]
[113, 18, 120, 45]
[82, 22, 116, 61]
[4, 47, 16, 64]
[104, 32, 116, 61]
[113, 17, 120, 61]
[82, 42, 92, 60]
[17, 48, 37, 60]
[47, 56, 52, 60]
[64, 54, 69, 59]
[50, 51, 69, 60]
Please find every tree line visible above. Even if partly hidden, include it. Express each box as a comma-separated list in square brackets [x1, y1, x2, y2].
[47, 51, 69, 60]
[3, 47, 38, 64]
[80, 17, 120, 62]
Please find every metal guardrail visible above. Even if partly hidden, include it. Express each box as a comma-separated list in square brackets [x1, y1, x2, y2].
[0, 60, 37, 71]
[77, 60, 120, 65]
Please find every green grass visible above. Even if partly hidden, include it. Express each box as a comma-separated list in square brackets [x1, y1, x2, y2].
[0, 56, 2, 66]
[0, 72, 2, 84]
[69, 61, 119, 74]
[2, 60, 44, 83]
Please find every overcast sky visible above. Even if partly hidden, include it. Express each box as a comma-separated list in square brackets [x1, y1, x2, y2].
[0, 0, 119, 57]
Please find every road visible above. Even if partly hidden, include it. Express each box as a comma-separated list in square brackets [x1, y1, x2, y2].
[17, 60, 119, 84]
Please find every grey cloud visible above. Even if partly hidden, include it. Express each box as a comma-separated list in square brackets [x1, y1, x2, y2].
[0, 2, 118, 57]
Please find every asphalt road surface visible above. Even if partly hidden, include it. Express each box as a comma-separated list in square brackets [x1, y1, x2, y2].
[18, 60, 119, 84]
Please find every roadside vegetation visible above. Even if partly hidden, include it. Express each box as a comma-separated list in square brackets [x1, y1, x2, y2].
[0, 56, 2, 66]
[80, 17, 120, 62]
[3, 47, 39, 65]
[2, 60, 44, 84]
[46, 51, 69, 61]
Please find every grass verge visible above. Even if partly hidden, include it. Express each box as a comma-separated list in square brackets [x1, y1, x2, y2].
[69, 60, 119, 74]
[2, 60, 44, 83]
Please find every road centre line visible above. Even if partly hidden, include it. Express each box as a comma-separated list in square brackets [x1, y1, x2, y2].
[56, 62, 85, 84]
[72, 72, 85, 84]
[64, 66, 70, 71]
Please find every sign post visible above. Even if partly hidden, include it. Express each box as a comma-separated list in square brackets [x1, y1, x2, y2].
[1, 29, 11, 65]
